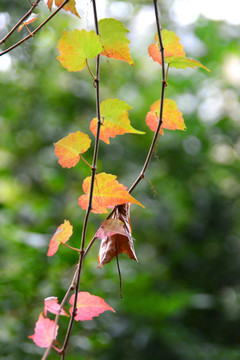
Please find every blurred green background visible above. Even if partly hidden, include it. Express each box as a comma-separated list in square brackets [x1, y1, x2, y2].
[0, 0, 240, 359]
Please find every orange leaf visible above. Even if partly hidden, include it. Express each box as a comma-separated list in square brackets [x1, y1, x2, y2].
[55, 0, 80, 18]
[28, 313, 58, 348]
[18, 14, 39, 32]
[69, 291, 115, 321]
[99, 18, 134, 65]
[97, 204, 137, 267]
[78, 173, 144, 214]
[148, 29, 209, 71]
[57, 29, 102, 72]
[146, 99, 186, 134]
[90, 98, 144, 144]
[47, 0, 53, 10]
[54, 131, 91, 168]
[47, 220, 73, 256]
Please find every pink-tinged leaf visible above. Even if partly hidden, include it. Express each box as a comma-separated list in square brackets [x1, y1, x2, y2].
[55, 0, 80, 18]
[99, 18, 134, 65]
[18, 14, 39, 32]
[165, 56, 210, 72]
[78, 172, 144, 214]
[69, 291, 115, 321]
[95, 219, 127, 239]
[47, 220, 73, 257]
[44, 297, 69, 317]
[90, 98, 144, 144]
[47, 0, 53, 10]
[97, 204, 137, 267]
[57, 29, 102, 72]
[146, 99, 186, 134]
[54, 131, 91, 168]
[28, 313, 59, 348]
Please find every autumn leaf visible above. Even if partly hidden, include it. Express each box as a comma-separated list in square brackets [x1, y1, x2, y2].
[78, 173, 144, 214]
[44, 297, 69, 317]
[47, 220, 73, 256]
[28, 313, 59, 348]
[146, 98, 186, 134]
[148, 29, 210, 72]
[99, 18, 134, 65]
[97, 204, 138, 267]
[57, 29, 102, 72]
[90, 98, 144, 144]
[47, 0, 80, 17]
[69, 291, 115, 321]
[54, 131, 91, 168]
[95, 219, 127, 239]
[18, 14, 39, 32]
[47, 0, 53, 10]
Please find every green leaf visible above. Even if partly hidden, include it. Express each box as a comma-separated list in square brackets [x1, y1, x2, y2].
[166, 56, 210, 72]
[57, 29, 102, 72]
[99, 18, 134, 65]
[90, 98, 144, 144]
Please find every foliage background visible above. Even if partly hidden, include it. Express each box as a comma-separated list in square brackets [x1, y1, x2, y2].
[0, 1, 240, 359]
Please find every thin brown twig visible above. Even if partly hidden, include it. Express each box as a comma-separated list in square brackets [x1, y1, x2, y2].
[128, 0, 166, 194]
[0, 0, 41, 45]
[59, 1, 102, 358]
[61, 243, 80, 253]
[41, 268, 78, 360]
[0, 0, 70, 57]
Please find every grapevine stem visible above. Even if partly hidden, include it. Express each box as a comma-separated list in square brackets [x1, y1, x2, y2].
[0, 0, 70, 57]
[59, 1, 102, 358]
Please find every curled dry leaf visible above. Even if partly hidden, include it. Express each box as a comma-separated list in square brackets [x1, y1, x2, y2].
[69, 291, 115, 321]
[97, 204, 138, 267]
[28, 313, 59, 348]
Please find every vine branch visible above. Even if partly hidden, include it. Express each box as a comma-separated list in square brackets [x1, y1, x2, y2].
[0, 0, 41, 45]
[0, 0, 70, 57]
[58, 1, 102, 358]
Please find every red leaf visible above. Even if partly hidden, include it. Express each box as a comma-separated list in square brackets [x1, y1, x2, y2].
[78, 173, 144, 214]
[28, 313, 58, 348]
[69, 291, 115, 321]
[54, 131, 91, 168]
[97, 204, 137, 267]
[44, 297, 69, 317]
[47, 220, 73, 256]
